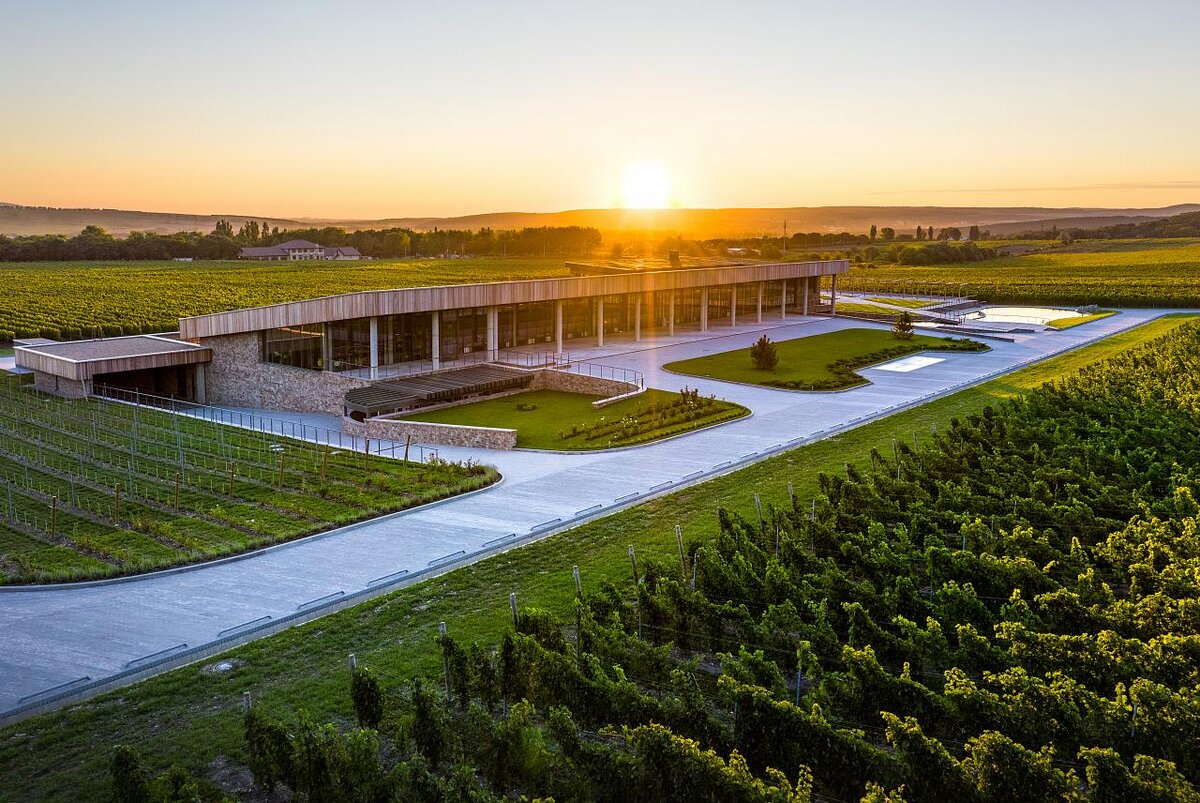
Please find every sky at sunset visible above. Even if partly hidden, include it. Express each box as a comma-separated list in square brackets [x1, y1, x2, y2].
[4, 0, 1199, 218]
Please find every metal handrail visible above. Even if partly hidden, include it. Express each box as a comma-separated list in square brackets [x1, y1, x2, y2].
[90, 385, 440, 461]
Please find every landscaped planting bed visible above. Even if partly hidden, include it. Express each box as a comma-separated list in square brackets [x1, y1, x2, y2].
[402, 387, 748, 450]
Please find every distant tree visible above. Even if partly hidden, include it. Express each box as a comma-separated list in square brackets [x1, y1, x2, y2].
[869, 225, 877, 241]
[968, 225, 980, 241]
[880, 227, 896, 241]
[916, 226, 925, 241]
[212, 219, 234, 238]
[1059, 231, 1073, 244]
[892, 311, 914, 340]
[750, 335, 778, 370]
[943, 227, 963, 241]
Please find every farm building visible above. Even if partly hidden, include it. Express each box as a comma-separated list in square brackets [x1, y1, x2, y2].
[238, 240, 362, 260]
[14, 258, 847, 417]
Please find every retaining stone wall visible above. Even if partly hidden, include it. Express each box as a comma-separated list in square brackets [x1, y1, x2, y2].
[34, 373, 89, 399]
[200, 333, 372, 415]
[345, 417, 517, 450]
[529, 368, 636, 398]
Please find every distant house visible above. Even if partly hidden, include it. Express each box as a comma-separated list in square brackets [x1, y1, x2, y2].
[238, 239, 362, 261]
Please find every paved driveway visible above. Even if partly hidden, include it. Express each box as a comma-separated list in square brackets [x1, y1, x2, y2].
[0, 310, 1178, 720]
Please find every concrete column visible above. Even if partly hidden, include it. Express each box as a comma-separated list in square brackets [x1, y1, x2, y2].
[486, 306, 498, 359]
[831, 274, 838, 315]
[554, 299, 564, 355]
[431, 310, 441, 369]
[781, 280, 788, 320]
[756, 282, 763, 323]
[700, 288, 709, 332]
[668, 292, 676, 336]
[194, 364, 206, 404]
[596, 298, 605, 347]
[730, 285, 738, 327]
[634, 295, 642, 342]
[803, 278, 810, 317]
[368, 316, 379, 379]
[322, 326, 333, 370]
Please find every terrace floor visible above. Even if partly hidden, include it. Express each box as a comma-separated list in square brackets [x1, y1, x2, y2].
[0, 308, 1180, 720]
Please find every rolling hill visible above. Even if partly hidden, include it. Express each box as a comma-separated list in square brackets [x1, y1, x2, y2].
[3, 202, 1198, 238]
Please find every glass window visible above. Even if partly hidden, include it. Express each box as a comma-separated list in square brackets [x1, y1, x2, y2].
[262, 323, 325, 370]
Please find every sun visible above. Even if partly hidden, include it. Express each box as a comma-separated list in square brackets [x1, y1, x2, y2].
[620, 162, 672, 209]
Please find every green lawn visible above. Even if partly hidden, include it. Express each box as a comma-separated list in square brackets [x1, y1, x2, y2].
[401, 388, 748, 450]
[0, 315, 1187, 801]
[0, 348, 11, 357]
[1048, 310, 1117, 329]
[865, 297, 933, 309]
[664, 327, 986, 391]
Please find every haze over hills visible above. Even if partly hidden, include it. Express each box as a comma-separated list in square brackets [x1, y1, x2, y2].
[3, 201, 1199, 239]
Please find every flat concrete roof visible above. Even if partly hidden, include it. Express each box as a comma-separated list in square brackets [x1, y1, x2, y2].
[15, 335, 211, 381]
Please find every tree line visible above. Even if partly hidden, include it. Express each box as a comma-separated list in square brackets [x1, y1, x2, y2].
[0, 223, 604, 262]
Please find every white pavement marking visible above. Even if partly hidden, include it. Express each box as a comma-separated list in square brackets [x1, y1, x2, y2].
[0, 309, 1184, 720]
[870, 355, 945, 373]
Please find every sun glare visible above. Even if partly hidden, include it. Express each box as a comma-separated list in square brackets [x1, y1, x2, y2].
[620, 162, 672, 209]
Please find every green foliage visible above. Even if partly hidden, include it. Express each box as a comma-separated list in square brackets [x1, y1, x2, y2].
[750, 335, 779, 371]
[111, 745, 152, 803]
[352, 666, 386, 728]
[891, 311, 914, 340]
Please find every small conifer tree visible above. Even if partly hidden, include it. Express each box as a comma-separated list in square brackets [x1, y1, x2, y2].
[750, 335, 778, 370]
[892, 311, 915, 340]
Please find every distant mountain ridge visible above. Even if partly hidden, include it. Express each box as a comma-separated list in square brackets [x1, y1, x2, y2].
[2, 202, 1199, 238]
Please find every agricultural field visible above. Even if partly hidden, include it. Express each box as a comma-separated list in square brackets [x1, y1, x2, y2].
[841, 238, 1200, 307]
[0, 375, 496, 583]
[402, 388, 748, 450]
[0, 257, 571, 342]
[664, 328, 986, 391]
[2, 315, 1191, 801]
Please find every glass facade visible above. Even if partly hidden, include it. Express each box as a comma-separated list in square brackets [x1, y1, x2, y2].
[440, 308, 489, 360]
[262, 323, 325, 370]
[381, 312, 432, 364]
[329, 318, 372, 371]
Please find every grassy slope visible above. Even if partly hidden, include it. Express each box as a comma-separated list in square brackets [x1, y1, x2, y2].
[0, 314, 1190, 800]
[402, 389, 748, 450]
[1048, 310, 1118, 329]
[840, 239, 1200, 307]
[0, 257, 571, 339]
[865, 297, 933, 309]
[662, 328, 976, 389]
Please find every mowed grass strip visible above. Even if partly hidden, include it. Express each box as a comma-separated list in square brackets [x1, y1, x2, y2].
[401, 388, 748, 450]
[0, 314, 1190, 801]
[663, 327, 984, 390]
[1048, 310, 1118, 329]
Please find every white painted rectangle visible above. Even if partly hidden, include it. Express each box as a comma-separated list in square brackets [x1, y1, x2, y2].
[872, 355, 945, 373]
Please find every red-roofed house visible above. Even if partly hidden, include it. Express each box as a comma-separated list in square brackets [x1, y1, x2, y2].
[238, 240, 362, 261]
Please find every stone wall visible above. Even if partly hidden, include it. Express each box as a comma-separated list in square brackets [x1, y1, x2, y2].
[33, 373, 90, 399]
[344, 416, 517, 450]
[200, 332, 372, 415]
[529, 367, 636, 398]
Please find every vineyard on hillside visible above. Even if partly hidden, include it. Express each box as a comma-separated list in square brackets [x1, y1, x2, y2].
[0, 376, 496, 583]
[0, 258, 570, 342]
[840, 240, 1200, 308]
[151, 320, 1200, 802]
